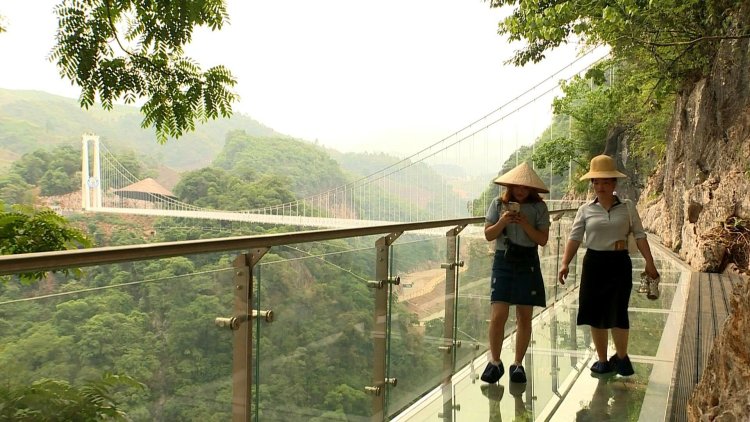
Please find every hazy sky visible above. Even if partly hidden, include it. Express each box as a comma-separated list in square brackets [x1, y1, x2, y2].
[0, 1, 600, 156]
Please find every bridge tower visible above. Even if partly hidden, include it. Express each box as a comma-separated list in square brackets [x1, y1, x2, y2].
[81, 133, 102, 210]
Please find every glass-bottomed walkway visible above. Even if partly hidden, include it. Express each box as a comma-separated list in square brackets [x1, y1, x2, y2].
[395, 244, 689, 421]
[0, 210, 694, 421]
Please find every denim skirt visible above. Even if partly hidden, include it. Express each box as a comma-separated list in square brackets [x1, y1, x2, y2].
[577, 249, 632, 329]
[490, 249, 545, 307]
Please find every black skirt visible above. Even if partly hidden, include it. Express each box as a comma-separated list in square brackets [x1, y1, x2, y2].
[577, 249, 632, 329]
[490, 248, 546, 307]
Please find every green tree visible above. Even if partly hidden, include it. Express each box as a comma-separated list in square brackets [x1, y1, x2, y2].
[173, 167, 236, 205]
[49, 0, 237, 142]
[0, 374, 142, 422]
[40, 168, 79, 196]
[491, 0, 743, 92]
[11, 150, 51, 185]
[0, 204, 92, 283]
[0, 173, 34, 205]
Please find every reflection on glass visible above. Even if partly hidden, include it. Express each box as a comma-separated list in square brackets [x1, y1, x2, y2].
[575, 377, 646, 421]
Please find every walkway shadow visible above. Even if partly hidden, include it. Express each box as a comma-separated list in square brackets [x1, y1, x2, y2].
[575, 377, 640, 421]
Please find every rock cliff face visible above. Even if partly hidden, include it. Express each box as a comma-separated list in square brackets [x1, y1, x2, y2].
[640, 37, 750, 273]
[636, 21, 750, 422]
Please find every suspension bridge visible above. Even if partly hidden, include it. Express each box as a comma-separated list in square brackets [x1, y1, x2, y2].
[80, 50, 607, 228]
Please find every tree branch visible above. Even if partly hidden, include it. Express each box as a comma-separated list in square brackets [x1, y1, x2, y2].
[630, 33, 750, 48]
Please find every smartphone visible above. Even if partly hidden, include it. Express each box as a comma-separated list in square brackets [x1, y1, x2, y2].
[508, 201, 520, 213]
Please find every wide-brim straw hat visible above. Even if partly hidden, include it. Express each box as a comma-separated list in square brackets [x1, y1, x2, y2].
[493, 161, 549, 193]
[579, 155, 627, 180]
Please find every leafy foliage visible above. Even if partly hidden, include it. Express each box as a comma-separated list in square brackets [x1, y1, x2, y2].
[8, 144, 155, 199]
[552, 69, 623, 157]
[0, 173, 34, 206]
[173, 166, 296, 210]
[11, 145, 82, 196]
[0, 373, 142, 422]
[0, 204, 92, 283]
[533, 60, 674, 184]
[490, 0, 743, 93]
[50, 0, 238, 143]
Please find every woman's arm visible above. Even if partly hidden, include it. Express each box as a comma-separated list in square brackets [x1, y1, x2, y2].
[558, 239, 582, 284]
[636, 237, 660, 279]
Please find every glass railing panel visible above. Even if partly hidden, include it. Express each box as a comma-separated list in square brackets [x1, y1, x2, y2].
[454, 228, 494, 371]
[252, 237, 380, 421]
[0, 255, 239, 421]
[386, 234, 447, 418]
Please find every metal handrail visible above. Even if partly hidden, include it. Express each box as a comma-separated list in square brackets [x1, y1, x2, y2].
[0, 209, 578, 276]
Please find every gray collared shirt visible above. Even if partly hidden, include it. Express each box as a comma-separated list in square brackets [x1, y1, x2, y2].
[569, 196, 646, 251]
[485, 198, 550, 250]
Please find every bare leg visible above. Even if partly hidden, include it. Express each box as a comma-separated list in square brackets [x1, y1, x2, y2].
[590, 327, 609, 362]
[514, 305, 533, 364]
[489, 302, 510, 361]
[611, 328, 629, 357]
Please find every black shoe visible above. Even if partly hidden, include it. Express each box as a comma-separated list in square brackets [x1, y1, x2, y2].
[480, 361, 505, 383]
[590, 360, 614, 377]
[509, 364, 527, 383]
[615, 354, 635, 376]
[480, 383, 505, 401]
[608, 353, 620, 367]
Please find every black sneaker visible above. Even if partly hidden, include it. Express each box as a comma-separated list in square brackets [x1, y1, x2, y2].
[480, 361, 505, 383]
[509, 364, 527, 383]
[615, 354, 635, 376]
[590, 360, 614, 377]
[480, 383, 505, 401]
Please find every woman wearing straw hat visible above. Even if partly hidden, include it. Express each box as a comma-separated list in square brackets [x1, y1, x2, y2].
[481, 161, 550, 385]
[558, 155, 660, 377]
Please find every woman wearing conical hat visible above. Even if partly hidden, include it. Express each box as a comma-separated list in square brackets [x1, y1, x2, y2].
[480, 161, 550, 386]
[558, 155, 660, 377]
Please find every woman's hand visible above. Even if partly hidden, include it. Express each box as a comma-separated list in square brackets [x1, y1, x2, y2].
[512, 212, 529, 227]
[500, 211, 517, 224]
[558, 264, 569, 285]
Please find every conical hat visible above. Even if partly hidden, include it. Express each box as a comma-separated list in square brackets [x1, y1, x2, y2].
[493, 162, 549, 193]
